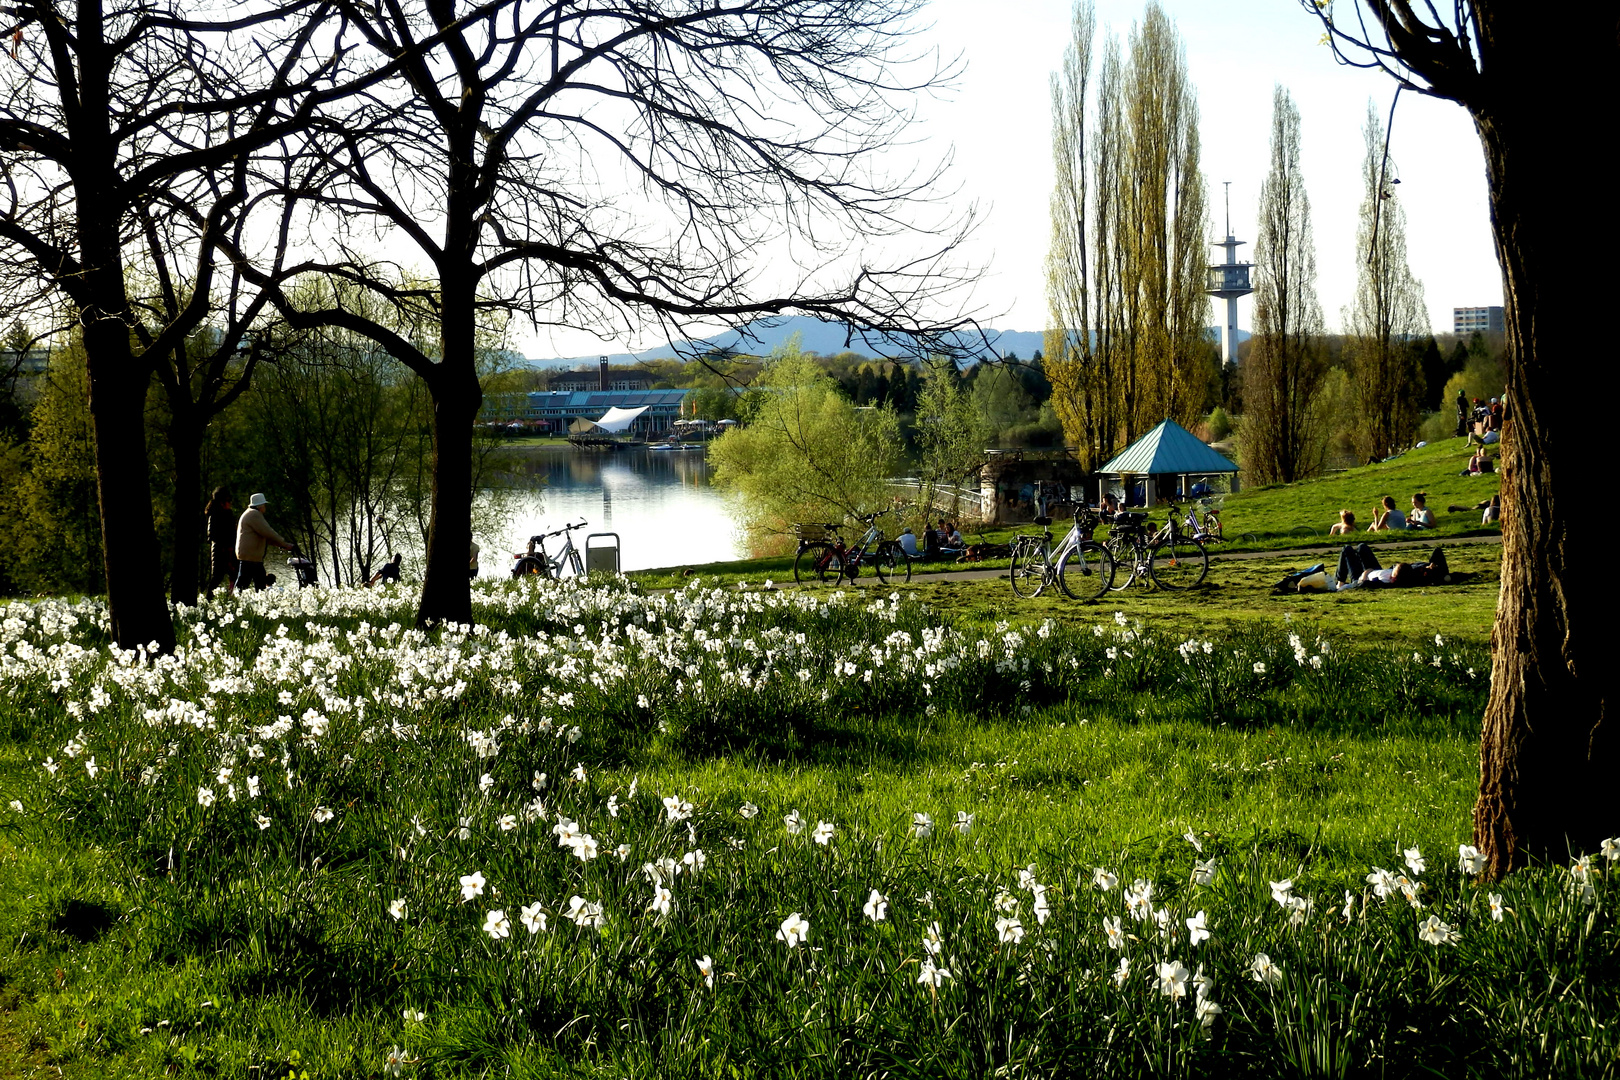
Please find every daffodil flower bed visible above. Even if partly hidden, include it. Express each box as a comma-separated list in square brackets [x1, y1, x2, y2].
[0, 580, 1614, 1078]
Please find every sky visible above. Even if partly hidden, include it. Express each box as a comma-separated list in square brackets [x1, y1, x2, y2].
[520, 0, 1500, 361]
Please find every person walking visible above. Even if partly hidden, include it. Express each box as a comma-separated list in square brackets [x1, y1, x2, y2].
[202, 487, 237, 598]
[235, 492, 295, 591]
[1454, 388, 1468, 438]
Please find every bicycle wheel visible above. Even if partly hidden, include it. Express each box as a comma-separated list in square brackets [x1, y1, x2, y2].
[514, 556, 552, 580]
[1105, 537, 1137, 591]
[1058, 541, 1115, 601]
[817, 549, 846, 584]
[1009, 543, 1047, 597]
[1150, 538, 1209, 590]
[794, 544, 831, 585]
[874, 545, 911, 584]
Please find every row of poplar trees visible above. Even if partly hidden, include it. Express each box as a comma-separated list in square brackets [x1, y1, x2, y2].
[1042, 1, 1429, 481]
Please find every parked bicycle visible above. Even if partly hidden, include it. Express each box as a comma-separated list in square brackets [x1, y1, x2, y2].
[1104, 505, 1209, 590]
[1009, 507, 1115, 600]
[792, 510, 910, 585]
[512, 520, 588, 579]
[1186, 496, 1224, 543]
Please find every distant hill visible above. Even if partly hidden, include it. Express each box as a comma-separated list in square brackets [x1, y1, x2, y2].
[522, 316, 1244, 368]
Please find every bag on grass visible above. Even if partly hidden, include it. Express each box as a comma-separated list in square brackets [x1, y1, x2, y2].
[1271, 562, 1326, 595]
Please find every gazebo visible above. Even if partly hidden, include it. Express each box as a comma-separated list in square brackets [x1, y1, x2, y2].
[1097, 419, 1239, 508]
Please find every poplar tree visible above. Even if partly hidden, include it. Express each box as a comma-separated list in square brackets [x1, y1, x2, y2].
[1240, 86, 1327, 484]
[1046, 1, 1209, 467]
[1344, 103, 1427, 461]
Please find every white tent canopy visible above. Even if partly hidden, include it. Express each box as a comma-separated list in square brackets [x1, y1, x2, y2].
[590, 405, 650, 434]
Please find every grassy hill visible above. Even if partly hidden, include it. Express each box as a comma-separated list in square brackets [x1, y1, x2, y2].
[1215, 434, 1502, 549]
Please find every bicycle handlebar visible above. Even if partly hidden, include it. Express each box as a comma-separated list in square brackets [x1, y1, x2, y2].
[526, 520, 589, 543]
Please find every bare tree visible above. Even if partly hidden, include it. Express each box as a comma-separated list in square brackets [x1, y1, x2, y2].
[1240, 86, 1327, 484]
[1304, 2, 1615, 876]
[251, 0, 976, 627]
[1046, 1, 1208, 466]
[0, 1, 340, 648]
[1344, 102, 1426, 461]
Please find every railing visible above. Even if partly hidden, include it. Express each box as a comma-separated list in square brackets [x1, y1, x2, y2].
[885, 477, 985, 522]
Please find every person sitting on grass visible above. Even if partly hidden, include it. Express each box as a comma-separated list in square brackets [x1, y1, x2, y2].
[897, 527, 920, 558]
[1367, 495, 1406, 532]
[1446, 494, 1502, 526]
[943, 522, 964, 550]
[1329, 509, 1356, 535]
[1408, 492, 1436, 529]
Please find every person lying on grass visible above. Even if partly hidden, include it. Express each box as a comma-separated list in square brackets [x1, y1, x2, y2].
[1335, 543, 1451, 589]
[1447, 495, 1501, 527]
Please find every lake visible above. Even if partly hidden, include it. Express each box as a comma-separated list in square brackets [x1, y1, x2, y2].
[488, 445, 746, 574]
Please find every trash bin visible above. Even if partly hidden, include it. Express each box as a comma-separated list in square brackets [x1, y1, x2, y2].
[585, 532, 621, 575]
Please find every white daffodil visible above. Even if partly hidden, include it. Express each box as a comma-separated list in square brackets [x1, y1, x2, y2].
[478, 773, 496, 793]
[564, 895, 605, 929]
[1488, 892, 1505, 922]
[1571, 855, 1592, 884]
[254, 814, 271, 831]
[497, 814, 517, 832]
[1092, 868, 1118, 892]
[1196, 996, 1223, 1029]
[696, 954, 715, 988]
[1186, 910, 1210, 947]
[520, 902, 547, 934]
[911, 812, 933, 839]
[1250, 953, 1283, 986]
[1404, 846, 1426, 875]
[1366, 866, 1397, 899]
[389, 898, 407, 921]
[811, 820, 835, 845]
[993, 889, 1019, 915]
[1417, 914, 1455, 946]
[1457, 844, 1484, 875]
[663, 795, 693, 822]
[312, 806, 335, 823]
[459, 870, 487, 902]
[402, 1007, 425, 1022]
[568, 834, 600, 861]
[995, 916, 1025, 945]
[1183, 828, 1204, 853]
[1602, 837, 1620, 863]
[483, 909, 511, 940]
[1153, 960, 1190, 999]
[953, 811, 974, 834]
[863, 889, 888, 922]
[571, 764, 587, 783]
[682, 849, 707, 874]
[1269, 879, 1294, 907]
[1031, 886, 1050, 926]
[1103, 916, 1124, 951]
[648, 886, 674, 917]
[1192, 858, 1217, 886]
[777, 912, 809, 949]
[738, 802, 759, 819]
[1112, 956, 1130, 987]
[918, 959, 951, 989]
[606, 795, 620, 818]
[197, 786, 216, 808]
[783, 809, 804, 835]
[922, 921, 944, 957]
[384, 1044, 407, 1077]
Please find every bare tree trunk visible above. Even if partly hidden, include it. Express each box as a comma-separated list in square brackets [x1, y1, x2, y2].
[84, 321, 174, 652]
[168, 417, 203, 608]
[1472, 91, 1611, 874]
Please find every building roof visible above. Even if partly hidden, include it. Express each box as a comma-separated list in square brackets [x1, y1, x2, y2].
[1098, 419, 1237, 475]
[526, 389, 687, 410]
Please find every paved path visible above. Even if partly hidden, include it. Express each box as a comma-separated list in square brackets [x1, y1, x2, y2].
[890, 533, 1503, 586]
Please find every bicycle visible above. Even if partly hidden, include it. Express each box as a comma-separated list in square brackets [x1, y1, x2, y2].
[511, 520, 588, 579]
[1185, 496, 1224, 543]
[1103, 506, 1209, 590]
[1009, 507, 1115, 600]
[793, 510, 910, 585]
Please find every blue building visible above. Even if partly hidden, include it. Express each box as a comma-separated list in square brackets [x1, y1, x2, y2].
[483, 388, 689, 438]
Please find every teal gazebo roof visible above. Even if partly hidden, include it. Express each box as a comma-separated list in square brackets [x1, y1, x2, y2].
[1098, 419, 1237, 475]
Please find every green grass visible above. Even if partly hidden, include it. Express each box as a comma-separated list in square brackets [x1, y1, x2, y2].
[0, 570, 1612, 1079]
[627, 437, 1499, 588]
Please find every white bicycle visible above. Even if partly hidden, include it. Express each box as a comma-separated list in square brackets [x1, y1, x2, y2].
[511, 520, 588, 579]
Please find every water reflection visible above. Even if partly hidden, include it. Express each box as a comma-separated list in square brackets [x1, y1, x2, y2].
[491, 446, 744, 573]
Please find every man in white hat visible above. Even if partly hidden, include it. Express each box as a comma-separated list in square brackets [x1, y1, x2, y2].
[235, 492, 295, 591]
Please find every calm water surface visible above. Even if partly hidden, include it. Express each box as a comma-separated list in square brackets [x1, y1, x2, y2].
[487, 446, 746, 573]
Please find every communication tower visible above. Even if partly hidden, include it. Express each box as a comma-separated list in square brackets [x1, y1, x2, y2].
[1206, 182, 1253, 364]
